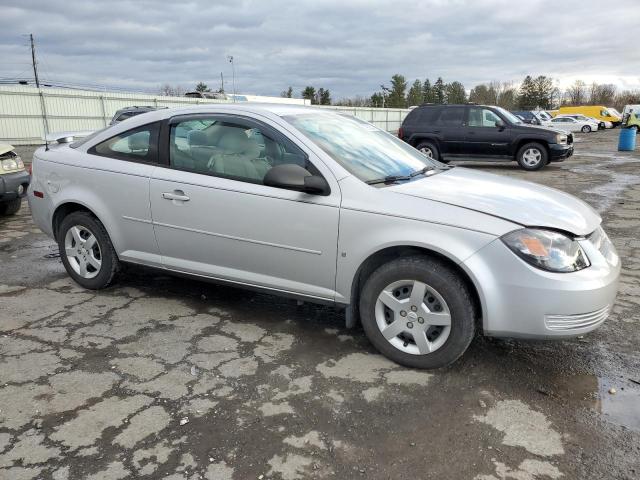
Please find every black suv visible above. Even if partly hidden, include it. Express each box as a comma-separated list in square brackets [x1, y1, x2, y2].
[399, 104, 573, 170]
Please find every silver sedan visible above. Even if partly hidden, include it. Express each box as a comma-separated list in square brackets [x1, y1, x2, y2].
[28, 104, 620, 368]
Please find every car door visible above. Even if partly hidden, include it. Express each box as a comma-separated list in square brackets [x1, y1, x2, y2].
[465, 107, 511, 157]
[149, 113, 341, 301]
[432, 106, 466, 157]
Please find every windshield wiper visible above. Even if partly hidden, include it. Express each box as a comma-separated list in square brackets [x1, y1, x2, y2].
[366, 174, 411, 185]
[366, 166, 438, 185]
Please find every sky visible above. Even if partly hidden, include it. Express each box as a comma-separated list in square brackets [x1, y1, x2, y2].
[2, 0, 639, 100]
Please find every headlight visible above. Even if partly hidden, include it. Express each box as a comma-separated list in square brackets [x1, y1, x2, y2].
[16, 156, 24, 170]
[556, 134, 567, 145]
[501, 228, 590, 272]
[1, 158, 18, 171]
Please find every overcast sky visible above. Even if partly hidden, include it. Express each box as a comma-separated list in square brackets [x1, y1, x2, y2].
[2, 0, 639, 99]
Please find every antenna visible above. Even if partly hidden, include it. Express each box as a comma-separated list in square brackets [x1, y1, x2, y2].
[30, 33, 50, 150]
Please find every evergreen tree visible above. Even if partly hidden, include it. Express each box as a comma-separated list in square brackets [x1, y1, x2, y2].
[280, 86, 293, 98]
[445, 81, 466, 104]
[422, 79, 435, 103]
[433, 77, 446, 104]
[195, 82, 209, 92]
[407, 79, 424, 106]
[302, 86, 316, 104]
[319, 88, 331, 105]
[518, 76, 536, 109]
[387, 74, 408, 108]
[370, 92, 384, 107]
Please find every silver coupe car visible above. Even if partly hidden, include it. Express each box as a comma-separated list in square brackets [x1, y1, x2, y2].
[28, 104, 620, 368]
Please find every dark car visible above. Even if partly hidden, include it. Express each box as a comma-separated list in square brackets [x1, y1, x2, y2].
[399, 104, 573, 170]
[109, 106, 167, 125]
[511, 110, 542, 125]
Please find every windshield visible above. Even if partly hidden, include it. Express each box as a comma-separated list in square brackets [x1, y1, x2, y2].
[495, 107, 522, 124]
[282, 113, 442, 183]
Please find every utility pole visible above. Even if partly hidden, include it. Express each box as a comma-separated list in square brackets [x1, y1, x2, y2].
[228, 56, 236, 102]
[30, 34, 40, 88]
[220, 72, 224, 94]
[29, 33, 49, 147]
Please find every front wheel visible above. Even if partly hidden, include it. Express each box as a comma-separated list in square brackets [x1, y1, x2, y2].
[359, 256, 475, 369]
[581, 125, 591, 133]
[0, 198, 22, 216]
[58, 211, 119, 289]
[415, 141, 439, 161]
[516, 142, 548, 171]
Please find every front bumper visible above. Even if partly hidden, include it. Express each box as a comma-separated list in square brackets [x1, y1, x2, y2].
[463, 235, 620, 339]
[0, 170, 30, 201]
[549, 143, 573, 162]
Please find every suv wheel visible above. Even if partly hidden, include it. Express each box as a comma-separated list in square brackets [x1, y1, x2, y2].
[415, 141, 439, 161]
[58, 211, 119, 289]
[516, 142, 548, 171]
[0, 198, 22, 216]
[359, 256, 475, 369]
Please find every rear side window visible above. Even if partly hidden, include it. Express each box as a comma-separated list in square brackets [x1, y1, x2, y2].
[89, 122, 160, 163]
[435, 107, 465, 127]
[404, 107, 440, 125]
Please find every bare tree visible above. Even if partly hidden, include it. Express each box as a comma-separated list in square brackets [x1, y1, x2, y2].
[159, 84, 185, 97]
[565, 80, 587, 105]
[588, 83, 617, 105]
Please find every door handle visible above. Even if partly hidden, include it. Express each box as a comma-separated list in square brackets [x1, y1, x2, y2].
[161, 190, 190, 202]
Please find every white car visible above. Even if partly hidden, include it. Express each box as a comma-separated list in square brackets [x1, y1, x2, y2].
[556, 114, 609, 130]
[543, 116, 599, 133]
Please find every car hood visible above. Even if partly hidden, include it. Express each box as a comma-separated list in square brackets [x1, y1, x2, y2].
[390, 167, 600, 236]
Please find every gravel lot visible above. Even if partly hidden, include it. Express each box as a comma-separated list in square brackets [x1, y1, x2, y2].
[1, 130, 639, 479]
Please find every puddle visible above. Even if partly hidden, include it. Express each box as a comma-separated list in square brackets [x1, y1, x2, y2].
[551, 374, 640, 431]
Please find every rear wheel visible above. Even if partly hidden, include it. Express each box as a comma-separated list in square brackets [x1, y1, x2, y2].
[0, 198, 22, 216]
[415, 141, 439, 161]
[516, 142, 548, 171]
[359, 256, 475, 369]
[581, 125, 591, 133]
[58, 211, 119, 289]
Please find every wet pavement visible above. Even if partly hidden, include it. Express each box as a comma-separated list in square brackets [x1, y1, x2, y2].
[1, 131, 639, 479]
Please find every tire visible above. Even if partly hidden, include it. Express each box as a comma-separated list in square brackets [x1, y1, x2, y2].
[415, 141, 440, 161]
[57, 211, 119, 289]
[358, 256, 475, 369]
[516, 142, 548, 171]
[599, 122, 605, 130]
[0, 198, 22, 216]
[581, 125, 591, 133]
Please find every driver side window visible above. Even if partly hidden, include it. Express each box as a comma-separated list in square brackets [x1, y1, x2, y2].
[169, 117, 315, 185]
[468, 108, 501, 127]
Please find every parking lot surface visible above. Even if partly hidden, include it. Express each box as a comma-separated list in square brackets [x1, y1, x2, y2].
[1, 130, 639, 479]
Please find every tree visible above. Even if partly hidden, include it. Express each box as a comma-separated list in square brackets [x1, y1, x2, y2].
[318, 88, 331, 105]
[565, 80, 587, 106]
[469, 84, 492, 104]
[531, 76, 554, 109]
[387, 74, 407, 108]
[195, 82, 209, 93]
[518, 75, 537, 109]
[158, 84, 184, 97]
[280, 86, 293, 98]
[422, 79, 435, 103]
[445, 81, 466, 104]
[370, 92, 384, 107]
[433, 77, 446, 104]
[302, 86, 316, 104]
[407, 79, 423, 106]
[588, 83, 616, 105]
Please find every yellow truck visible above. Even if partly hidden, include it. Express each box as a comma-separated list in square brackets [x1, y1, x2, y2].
[556, 106, 621, 127]
[622, 105, 640, 132]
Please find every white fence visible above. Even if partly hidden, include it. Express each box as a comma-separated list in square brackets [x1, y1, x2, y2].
[0, 85, 410, 145]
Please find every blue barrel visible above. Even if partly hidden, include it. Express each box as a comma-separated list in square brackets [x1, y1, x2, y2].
[618, 127, 636, 151]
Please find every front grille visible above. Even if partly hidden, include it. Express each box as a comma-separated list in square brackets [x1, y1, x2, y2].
[544, 305, 610, 331]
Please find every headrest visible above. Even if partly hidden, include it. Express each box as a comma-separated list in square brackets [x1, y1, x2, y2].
[187, 130, 208, 147]
[218, 128, 251, 154]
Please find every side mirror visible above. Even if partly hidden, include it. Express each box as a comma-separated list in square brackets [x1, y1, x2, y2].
[495, 119, 505, 129]
[263, 164, 330, 196]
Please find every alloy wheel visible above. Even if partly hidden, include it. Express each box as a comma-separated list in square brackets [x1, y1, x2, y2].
[375, 279, 451, 355]
[522, 148, 542, 167]
[419, 147, 434, 159]
[64, 225, 102, 279]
